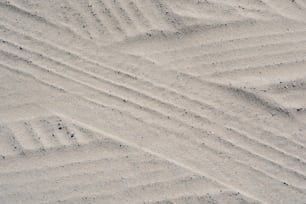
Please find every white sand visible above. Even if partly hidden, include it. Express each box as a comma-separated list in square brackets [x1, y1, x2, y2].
[0, 0, 306, 203]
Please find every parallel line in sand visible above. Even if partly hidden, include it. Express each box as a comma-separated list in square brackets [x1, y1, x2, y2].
[87, 0, 119, 37]
[260, 0, 306, 23]
[0, 169, 192, 201]
[49, 113, 306, 203]
[0, 140, 138, 173]
[5, 121, 42, 152]
[127, 0, 156, 30]
[2, 41, 306, 204]
[1, 49, 306, 185]
[6, 115, 98, 149]
[207, 0, 274, 11]
[4, 119, 306, 191]
[0, 3, 117, 60]
[208, 59, 306, 78]
[0, 1, 89, 43]
[118, 0, 152, 31]
[64, 0, 99, 40]
[0, 115, 131, 161]
[145, 28, 306, 56]
[0, 31, 304, 164]
[60, 0, 97, 40]
[2, 61, 306, 196]
[29, 118, 62, 149]
[132, 0, 174, 31]
[1, 2, 306, 203]
[162, 39, 306, 66]
[45, 111, 265, 204]
[152, 0, 186, 30]
[182, 49, 306, 73]
[121, 57, 306, 146]
[90, 0, 127, 37]
[101, 0, 136, 36]
[0, 37, 213, 126]
[0, 127, 24, 156]
[0, 23, 136, 82]
[0, 156, 172, 186]
[1, 16, 304, 164]
[118, 58, 305, 151]
[49, 176, 219, 204]
[0, 63, 280, 203]
[2, 41, 306, 178]
[0, 153, 152, 181]
[84, 0, 112, 37]
[108, 0, 139, 35]
[2, 175, 218, 204]
[143, 191, 257, 204]
[7, 124, 43, 153]
[0, 25, 302, 151]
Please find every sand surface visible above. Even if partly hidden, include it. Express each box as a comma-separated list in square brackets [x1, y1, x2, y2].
[0, 0, 306, 203]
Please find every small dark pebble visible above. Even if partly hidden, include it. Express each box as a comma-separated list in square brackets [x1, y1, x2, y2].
[70, 133, 74, 138]
[283, 182, 289, 186]
[58, 127, 62, 130]
[297, 108, 303, 112]
[19, 47, 23, 50]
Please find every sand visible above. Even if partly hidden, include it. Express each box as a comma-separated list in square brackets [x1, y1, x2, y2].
[0, 0, 306, 203]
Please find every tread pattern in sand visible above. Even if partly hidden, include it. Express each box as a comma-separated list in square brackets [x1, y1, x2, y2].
[0, 0, 306, 203]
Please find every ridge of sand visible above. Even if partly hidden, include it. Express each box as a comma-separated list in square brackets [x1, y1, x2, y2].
[0, 0, 306, 203]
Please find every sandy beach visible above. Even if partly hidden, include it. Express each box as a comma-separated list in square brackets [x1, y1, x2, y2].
[0, 0, 306, 203]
